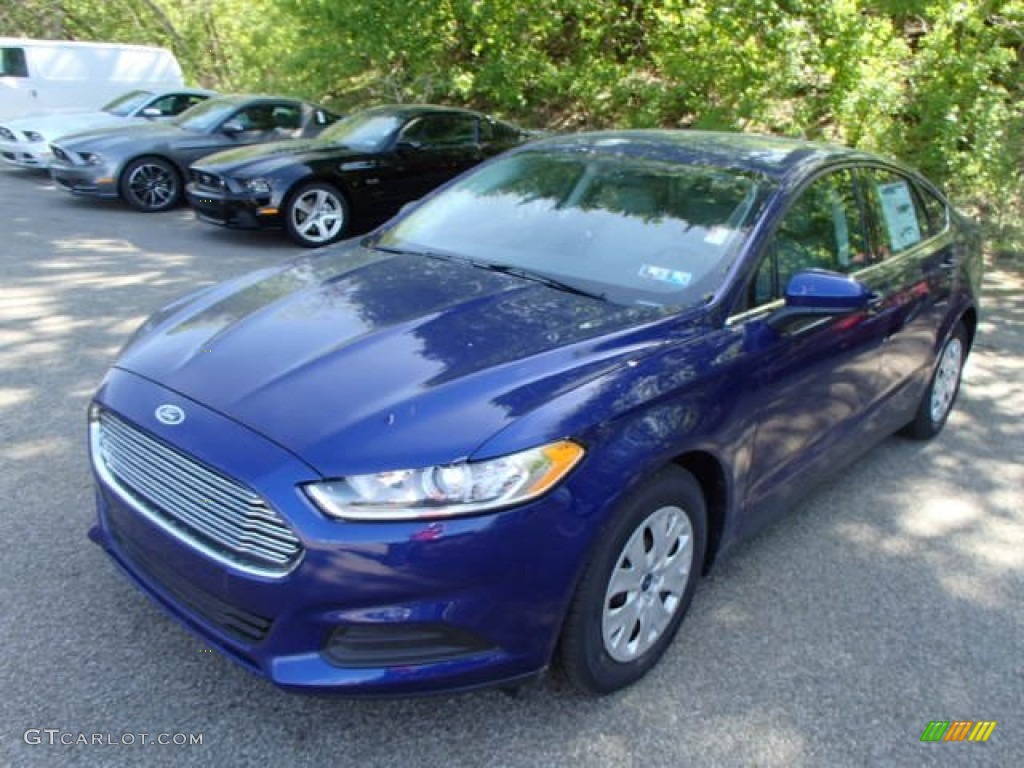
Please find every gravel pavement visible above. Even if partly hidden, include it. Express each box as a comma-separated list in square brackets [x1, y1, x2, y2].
[1, 165, 1021, 767]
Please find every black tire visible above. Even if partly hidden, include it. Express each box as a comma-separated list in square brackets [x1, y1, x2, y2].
[120, 156, 181, 212]
[558, 466, 707, 695]
[284, 181, 349, 247]
[901, 322, 968, 440]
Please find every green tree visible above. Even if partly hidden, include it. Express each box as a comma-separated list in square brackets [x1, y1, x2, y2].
[4, 0, 1021, 237]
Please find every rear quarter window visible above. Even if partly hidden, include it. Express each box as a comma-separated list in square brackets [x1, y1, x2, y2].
[915, 182, 949, 238]
[0, 48, 29, 78]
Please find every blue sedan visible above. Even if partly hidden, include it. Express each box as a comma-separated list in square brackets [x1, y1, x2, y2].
[87, 130, 983, 696]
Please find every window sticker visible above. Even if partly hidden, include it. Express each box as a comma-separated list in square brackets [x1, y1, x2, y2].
[638, 264, 692, 286]
[877, 180, 922, 251]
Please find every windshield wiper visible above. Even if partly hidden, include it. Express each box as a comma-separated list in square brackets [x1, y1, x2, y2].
[469, 262, 606, 301]
[369, 242, 459, 263]
[369, 242, 605, 301]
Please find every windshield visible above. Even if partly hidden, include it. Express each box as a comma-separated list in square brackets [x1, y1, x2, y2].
[377, 150, 771, 307]
[319, 112, 402, 150]
[173, 99, 239, 132]
[102, 90, 153, 117]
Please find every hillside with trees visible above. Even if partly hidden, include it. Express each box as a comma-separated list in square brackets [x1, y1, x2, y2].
[3, 0, 1021, 248]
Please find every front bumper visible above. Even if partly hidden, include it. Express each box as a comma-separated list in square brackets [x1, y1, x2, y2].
[186, 182, 283, 231]
[0, 139, 50, 169]
[50, 162, 119, 199]
[88, 368, 592, 696]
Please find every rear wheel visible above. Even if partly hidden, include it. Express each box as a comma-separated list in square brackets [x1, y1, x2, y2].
[558, 466, 707, 695]
[902, 322, 968, 440]
[120, 157, 181, 212]
[285, 182, 349, 247]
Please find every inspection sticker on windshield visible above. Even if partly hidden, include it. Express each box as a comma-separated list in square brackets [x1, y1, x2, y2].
[638, 264, 691, 286]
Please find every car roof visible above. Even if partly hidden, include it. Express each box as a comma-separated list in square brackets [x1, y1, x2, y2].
[353, 104, 485, 120]
[522, 130, 881, 182]
[155, 87, 219, 97]
[206, 94, 308, 107]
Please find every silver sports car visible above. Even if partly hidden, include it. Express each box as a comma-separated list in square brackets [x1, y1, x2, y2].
[0, 88, 215, 170]
[49, 94, 339, 212]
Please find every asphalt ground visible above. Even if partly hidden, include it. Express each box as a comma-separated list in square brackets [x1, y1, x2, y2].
[0, 164, 1021, 767]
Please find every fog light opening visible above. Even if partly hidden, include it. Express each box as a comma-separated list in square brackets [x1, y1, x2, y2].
[322, 623, 493, 668]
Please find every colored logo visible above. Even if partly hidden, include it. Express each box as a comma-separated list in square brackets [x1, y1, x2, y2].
[154, 404, 186, 426]
[920, 720, 997, 743]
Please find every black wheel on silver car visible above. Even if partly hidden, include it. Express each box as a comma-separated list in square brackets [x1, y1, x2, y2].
[285, 182, 349, 247]
[120, 156, 181, 212]
[558, 466, 707, 695]
[902, 322, 968, 440]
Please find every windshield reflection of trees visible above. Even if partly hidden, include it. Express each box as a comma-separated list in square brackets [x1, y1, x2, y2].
[387, 153, 766, 306]
[483, 155, 757, 228]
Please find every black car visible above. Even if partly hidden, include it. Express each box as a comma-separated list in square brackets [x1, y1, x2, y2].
[186, 105, 534, 246]
[49, 95, 340, 212]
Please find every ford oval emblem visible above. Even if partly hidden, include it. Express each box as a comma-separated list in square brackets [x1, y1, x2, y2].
[155, 404, 186, 426]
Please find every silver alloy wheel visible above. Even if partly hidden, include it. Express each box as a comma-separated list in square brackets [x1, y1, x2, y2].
[127, 162, 176, 210]
[602, 504, 694, 663]
[290, 188, 344, 244]
[930, 336, 964, 424]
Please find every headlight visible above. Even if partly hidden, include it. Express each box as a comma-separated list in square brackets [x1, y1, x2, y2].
[304, 440, 585, 521]
[240, 177, 272, 195]
[24, 131, 44, 142]
[79, 152, 103, 166]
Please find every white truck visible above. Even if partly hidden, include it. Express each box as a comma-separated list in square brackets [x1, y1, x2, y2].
[0, 38, 184, 121]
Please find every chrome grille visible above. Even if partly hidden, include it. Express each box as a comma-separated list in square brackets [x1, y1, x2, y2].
[0, 127, 15, 141]
[92, 409, 303, 576]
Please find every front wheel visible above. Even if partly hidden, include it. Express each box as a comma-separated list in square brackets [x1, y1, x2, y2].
[120, 157, 181, 212]
[285, 182, 349, 247]
[901, 322, 968, 440]
[558, 466, 707, 695]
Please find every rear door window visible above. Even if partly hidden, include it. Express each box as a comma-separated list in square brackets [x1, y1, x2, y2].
[862, 168, 933, 255]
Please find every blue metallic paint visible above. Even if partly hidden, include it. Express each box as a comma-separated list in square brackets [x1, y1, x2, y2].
[88, 132, 983, 695]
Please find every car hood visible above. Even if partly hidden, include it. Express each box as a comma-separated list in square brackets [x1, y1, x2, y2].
[115, 244, 670, 476]
[4, 111, 121, 139]
[56, 122, 185, 151]
[193, 139, 361, 176]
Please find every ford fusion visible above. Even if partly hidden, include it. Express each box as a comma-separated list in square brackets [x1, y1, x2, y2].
[88, 131, 982, 696]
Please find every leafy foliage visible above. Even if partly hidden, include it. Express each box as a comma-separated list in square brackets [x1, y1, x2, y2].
[4, 0, 1021, 231]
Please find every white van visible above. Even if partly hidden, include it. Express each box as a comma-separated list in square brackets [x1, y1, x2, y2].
[0, 39, 184, 121]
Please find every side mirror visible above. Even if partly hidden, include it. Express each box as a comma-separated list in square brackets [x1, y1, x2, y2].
[221, 119, 245, 136]
[768, 270, 874, 330]
[140, 107, 163, 118]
